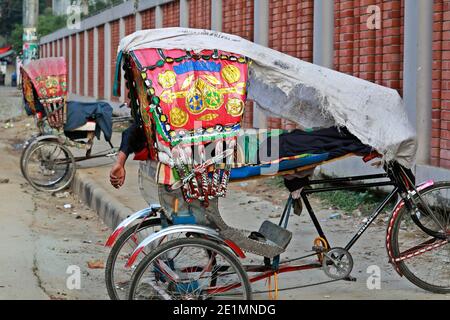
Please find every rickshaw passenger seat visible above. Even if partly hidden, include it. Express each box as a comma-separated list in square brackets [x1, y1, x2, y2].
[229, 153, 329, 180]
[69, 121, 96, 132]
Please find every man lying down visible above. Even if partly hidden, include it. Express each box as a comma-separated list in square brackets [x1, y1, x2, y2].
[109, 124, 374, 190]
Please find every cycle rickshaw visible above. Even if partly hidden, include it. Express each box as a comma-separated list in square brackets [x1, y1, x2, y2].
[104, 28, 449, 300]
[20, 57, 127, 192]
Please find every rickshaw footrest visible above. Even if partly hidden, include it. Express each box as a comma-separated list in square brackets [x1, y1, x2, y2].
[258, 220, 292, 250]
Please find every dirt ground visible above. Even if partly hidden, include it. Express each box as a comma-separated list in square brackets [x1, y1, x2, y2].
[0, 92, 110, 300]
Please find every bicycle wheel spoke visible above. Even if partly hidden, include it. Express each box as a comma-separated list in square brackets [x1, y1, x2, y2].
[24, 141, 75, 191]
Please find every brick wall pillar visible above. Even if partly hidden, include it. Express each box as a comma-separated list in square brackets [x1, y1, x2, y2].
[136, 12, 142, 30]
[76, 33, 81, 95]
[404, 0, 433, 164]
[211, 0, 222, 31]
[180, 0, 189, 27]
[93, 27, 99, 99]
[313, 0, 334, 68]
[155, 6, 163, 28]
[69, 35, 73, 93]
[120, 18, 126, 103]
[104, 22, 112, 101]
[84, 30, 89, 96]
[252, 0, 269, 129]
[88, 29, 94, 97]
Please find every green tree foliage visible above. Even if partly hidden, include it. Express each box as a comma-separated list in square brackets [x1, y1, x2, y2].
[10, 6, 66, 57]
[37, 7, 66, 37]
[86, 0, 125, 18]
[3, 0, 126, 56]
[10, 24, 22, 53]
[0, 0, 23, 39]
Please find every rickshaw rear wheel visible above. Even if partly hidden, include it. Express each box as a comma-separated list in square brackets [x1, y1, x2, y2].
[389, 182, 450, 294]
[128, 238, 252, 300]
[106, 218, 164, 300]
[23, 140, 76, 192]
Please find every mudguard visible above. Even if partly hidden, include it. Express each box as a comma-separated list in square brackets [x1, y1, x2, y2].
[385, 180, 434, 275]
[29, 134, 61, 144]
[125, 225, 245, 268]
[105, 205, 161, 247]
[22, 134, 63, 164]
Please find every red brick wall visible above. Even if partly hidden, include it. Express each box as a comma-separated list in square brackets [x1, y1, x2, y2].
[432, 0, 450, 167]
[334, 0, 403, 93]
[267, 0, 313, 130]
[162, 1, 180, 27]
[270, 0, 313, 61]
[88, 29, 94, 97]
[110, 20, 120, 101]
[189, 0, 211, 29]
[98, 25, 105, 99]
[124, 15, 136, 35]
[64, 37, 69, 73]
[222, 0, 254, 41]
[222, 0, 254, 128]
[79, 32, 85, 95]
[141, 8, 156, 29]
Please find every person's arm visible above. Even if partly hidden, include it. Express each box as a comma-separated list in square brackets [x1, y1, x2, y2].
[110, 123, 147, 189]
[110, 125, 134, 189]
[110, 150, 128, 189]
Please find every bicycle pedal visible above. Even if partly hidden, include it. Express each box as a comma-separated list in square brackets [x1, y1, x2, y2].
[312, 245, 326, 252]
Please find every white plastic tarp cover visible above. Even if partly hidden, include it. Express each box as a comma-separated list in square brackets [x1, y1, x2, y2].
[118, 28, 417, 168]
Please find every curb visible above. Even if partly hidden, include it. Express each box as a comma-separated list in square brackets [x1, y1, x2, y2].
[72, 170, 132, 229]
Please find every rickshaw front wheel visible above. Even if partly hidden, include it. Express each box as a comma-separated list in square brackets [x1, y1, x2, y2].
[389, 182, 450, 294]
[23, 140, 76, 192]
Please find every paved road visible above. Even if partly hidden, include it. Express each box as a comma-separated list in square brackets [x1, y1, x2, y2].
[0, 86, 22, 121]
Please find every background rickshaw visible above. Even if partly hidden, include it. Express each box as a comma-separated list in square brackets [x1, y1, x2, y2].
[101, 28, 449, 300]
[20, 57, 128, 192]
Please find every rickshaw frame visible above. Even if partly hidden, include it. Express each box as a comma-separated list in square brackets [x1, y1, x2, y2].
[114, 160, 449, 297]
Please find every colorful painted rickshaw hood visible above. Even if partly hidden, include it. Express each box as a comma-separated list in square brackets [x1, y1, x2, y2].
[21, 57, 68, 100]
[115, 28, 417, 168]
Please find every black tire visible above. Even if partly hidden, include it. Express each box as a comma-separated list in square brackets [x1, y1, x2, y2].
[128, 238, 252, 300]
[105, 218, 163, 300]
[105, 218, 176, 300]
[389, 182, 450, 294]
[23, 140, 75, 192]
[20, 136, 40, 179]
